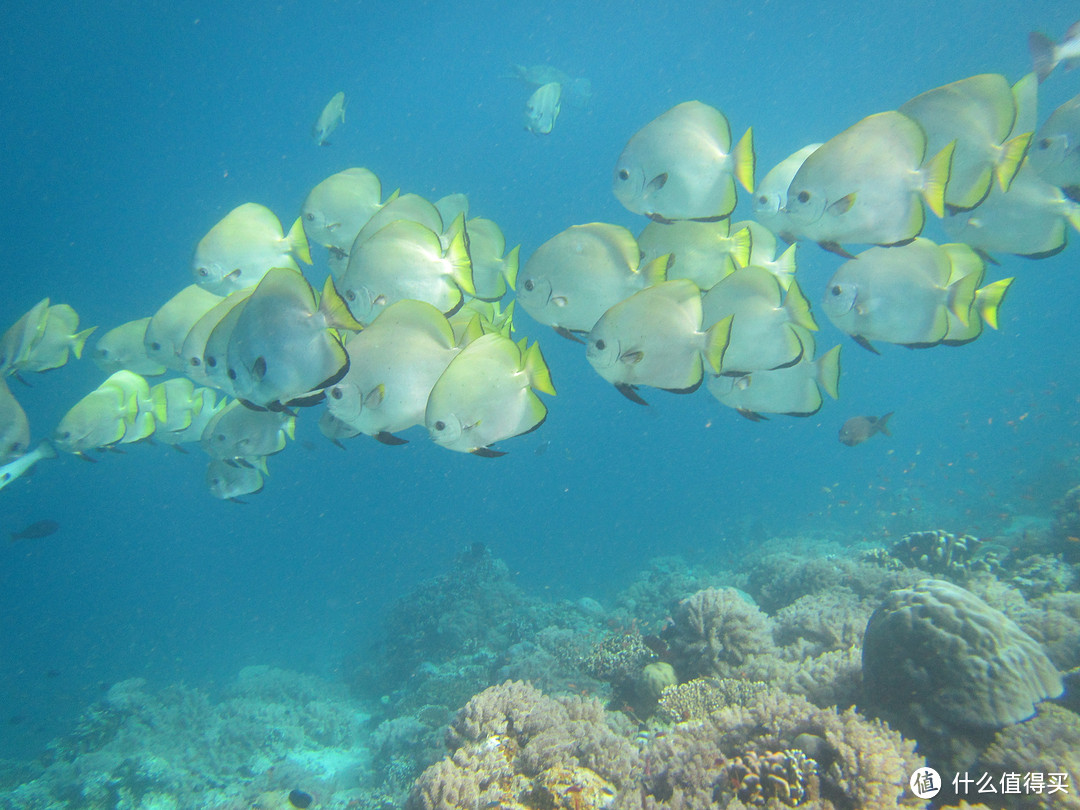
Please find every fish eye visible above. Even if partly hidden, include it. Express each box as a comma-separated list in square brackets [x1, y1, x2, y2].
[227, 369, 236, 380]
[215, 433, 226, 443]
[330, 387, 343, 400]
[758, 195, 768, 205]
[206, 356, 217, 367]
[797, 190, 810, 204]
[190, 357, 201, 367]
[345, 290, 355, 301]
[150, 341, 161, 351]
[830, 285, 842, 296]
[196, 267, 209, 277]
[617, 168, 630, 181]
[595, 339, 606, 350]
[434, 420, 446, 431]
[305, 212, 315, 221]
[523, 279, 534, 291]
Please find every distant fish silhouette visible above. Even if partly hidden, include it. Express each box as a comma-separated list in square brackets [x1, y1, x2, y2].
[839, 413, 893, 446]
[10, 519, 59, 542]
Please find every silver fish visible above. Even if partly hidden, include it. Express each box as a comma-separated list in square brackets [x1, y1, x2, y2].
[313, 91, 346, 145]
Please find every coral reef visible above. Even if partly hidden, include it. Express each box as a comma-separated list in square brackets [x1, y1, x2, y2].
[887, 530, 1000, 579]
[407, 680, 637, 810]
[628, 687, 924, 809]
[1052, 485, 1080, 563]
[862, 579, 1064, 770]
[656, 677, 767, 723]
[0, 667, 373, 810]
[667, 587, 778, 681]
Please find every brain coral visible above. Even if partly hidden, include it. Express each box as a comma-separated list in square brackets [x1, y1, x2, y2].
[862, 578, 1063, 765]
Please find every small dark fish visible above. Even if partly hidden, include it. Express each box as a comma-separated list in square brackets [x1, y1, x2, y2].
[10, 519, 59, 542]
[288, 789, 314, 809]
[839, 413, 893, 446]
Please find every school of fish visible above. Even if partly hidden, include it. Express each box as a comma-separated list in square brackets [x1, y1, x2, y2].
[2, 38, 1079, 499]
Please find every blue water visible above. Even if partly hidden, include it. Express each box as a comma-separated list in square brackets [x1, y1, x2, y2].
[1, 0, 1078, 760]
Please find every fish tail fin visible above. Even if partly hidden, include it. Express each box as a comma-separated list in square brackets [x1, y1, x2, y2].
[641, 253, 671, 286]
[71, 326, 97, 360]
[1066, 204, 1080, 236]
[445, 214, 475, 297]
[772, 242, 799, 286]
[127, 411, 157, 442]
[284, 416, 296, 442]
[458, 313, 486, 347]
[816, 345, 842, 400]
[974, 277, 1014, 329]
[150, 383, 170, 426]
[995, 132, 1031, 192]
[287, 216, 313, 265]
[876, 411, 894, 437]
[942, 242, 986, 286]
[730, 225, 753, 268]
[504, 244, 520, 290]
[502, 244, 521, 290]
[1011, 72, 1039, 133]
[704, 315, 733, 374]
[922, 140, 955, 218]
[947, 269, 981, 327]
[783, 280, 818, 331]
[733, 127, 755, 192]
[523, 341, 556, 396]
[499, 300, 516, 336]
[320, 275, 364, 331]
[1029, 31, 1058, 82]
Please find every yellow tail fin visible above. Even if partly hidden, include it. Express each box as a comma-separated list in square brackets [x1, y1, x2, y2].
[729, 226, 753, 268]
[975, 277, 1014, 329]
[996, 133, 1032, 192]
[704, 315, 733, 374]
[784, 281, 818, 331]
[287, 216, 313, 265]
[816, 345, 842, 400]
[922, 141, 955, 218]
[71, 326, 97, 360]
[733, 127, 756, 193]
[524, 341, 556, 396]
